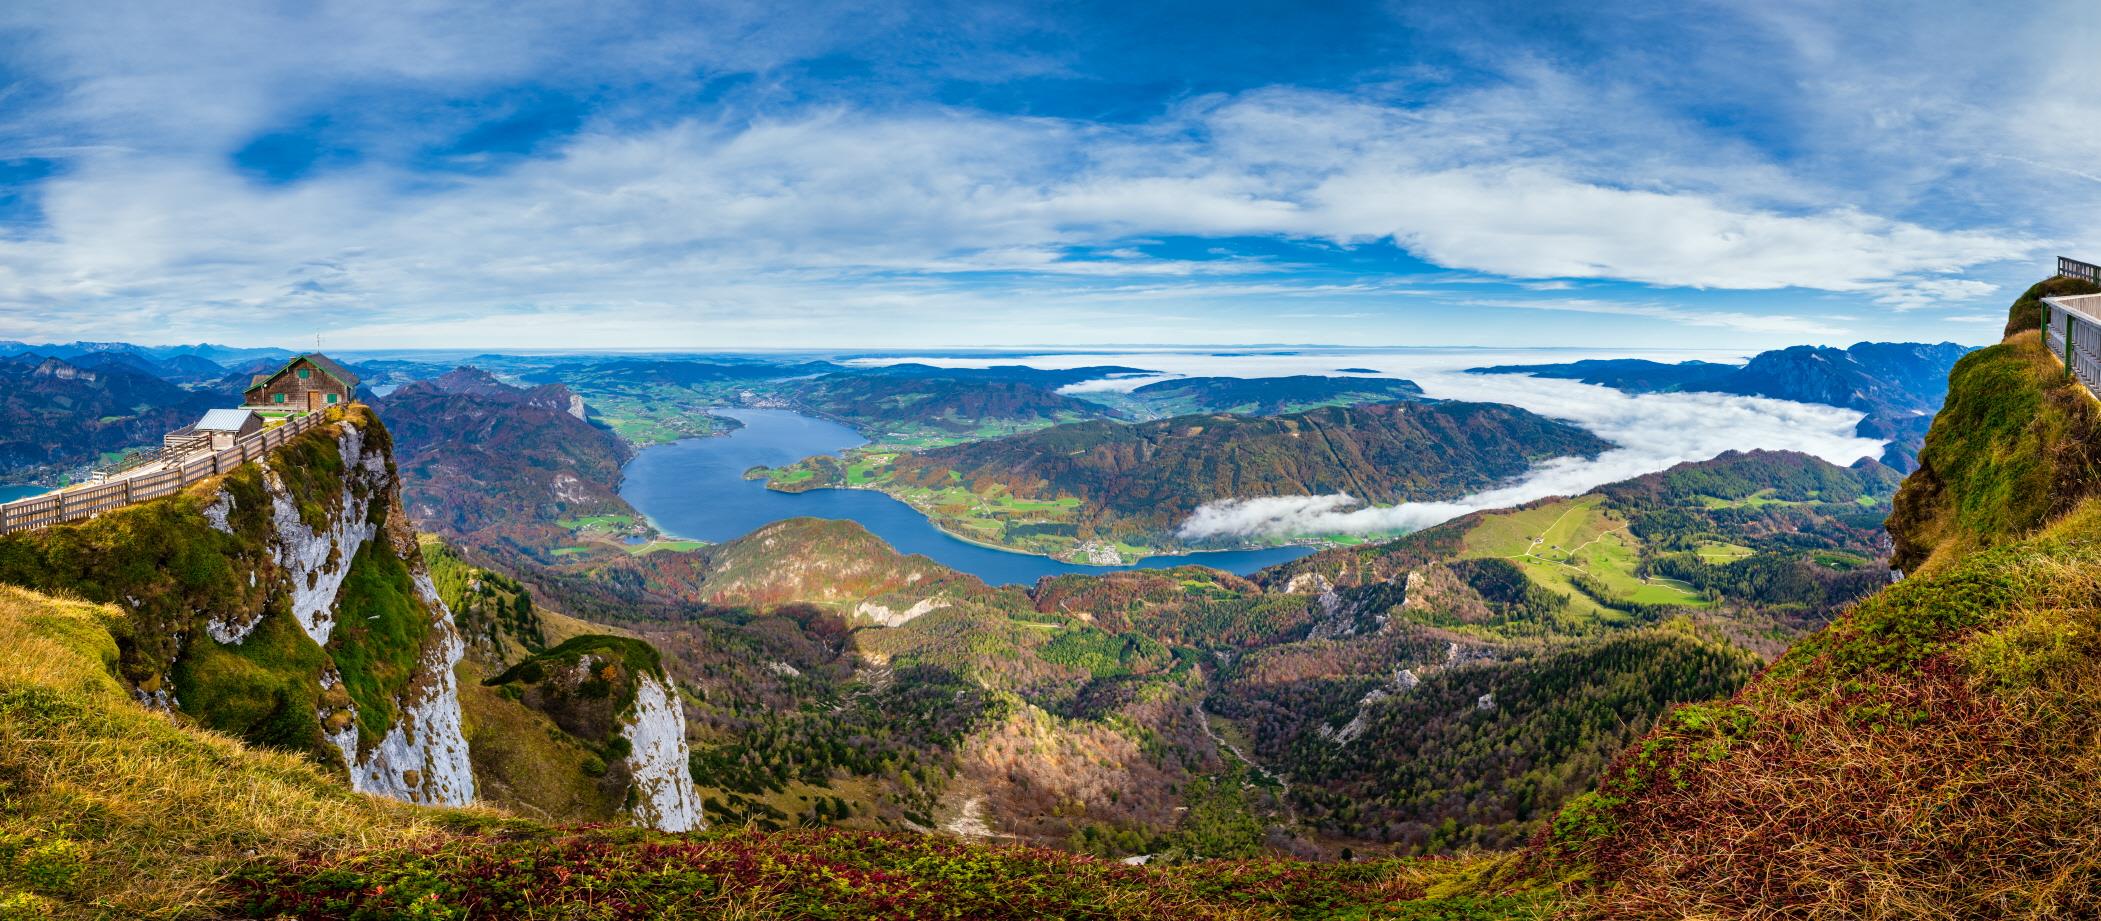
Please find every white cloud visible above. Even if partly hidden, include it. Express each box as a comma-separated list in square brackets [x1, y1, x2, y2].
[1055, 374, 1182, 394]
[1302, 166, 2033, 291]
[0, 4, 2058, 347]
[1873, 279, 2002, 311]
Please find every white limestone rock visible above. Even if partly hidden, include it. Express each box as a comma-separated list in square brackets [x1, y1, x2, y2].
[622, 673, 704, 832]
[261, 425, 389, 647]
[853, 596, 948, 627]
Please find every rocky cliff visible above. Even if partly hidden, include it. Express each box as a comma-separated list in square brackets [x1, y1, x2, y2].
[485, 635, 704, 831]
[0, 406, 476, 805]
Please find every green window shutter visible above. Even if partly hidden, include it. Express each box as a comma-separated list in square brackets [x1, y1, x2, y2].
[298, 368, 311, 379]
[326, 393, 339, 404]
[273, 393, 286, 404]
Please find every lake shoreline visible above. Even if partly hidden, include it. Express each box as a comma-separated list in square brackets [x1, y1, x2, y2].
[618, 408, 1313, 585]
[753, 476, 1337, 566]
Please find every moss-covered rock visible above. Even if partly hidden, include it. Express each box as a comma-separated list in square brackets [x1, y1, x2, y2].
[1888, 332, 2101, 573]
[2002, 274, 2101, 337]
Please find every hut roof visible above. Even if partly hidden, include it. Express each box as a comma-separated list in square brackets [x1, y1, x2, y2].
[194, 408, 259, 432]
[244, 353, 360, 393]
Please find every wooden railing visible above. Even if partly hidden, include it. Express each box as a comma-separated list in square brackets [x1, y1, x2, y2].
[2061, 256, 2101, 285]
[2044, 294, 2101, 399]
[0, 411, 329, 535]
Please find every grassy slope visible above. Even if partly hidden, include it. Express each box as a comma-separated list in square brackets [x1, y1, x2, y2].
[1534, 319, 2101, 917]
[2002, 274, 2101, 337]
[0, 582, 1538, 920]
[0, 584, 441, 920]
[1456, 496, 1702, 618]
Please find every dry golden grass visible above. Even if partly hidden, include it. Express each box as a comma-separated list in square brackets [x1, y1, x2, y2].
[1554, 514, 2101, 921]
[0, 583, 454, 919]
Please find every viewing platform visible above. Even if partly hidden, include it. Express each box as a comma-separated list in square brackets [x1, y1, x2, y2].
[0, 410, 328, 535]
[2044, 257, 2101, 397]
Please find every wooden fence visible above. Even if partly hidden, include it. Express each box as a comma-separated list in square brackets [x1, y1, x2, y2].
[2044, 294, 2101, 399]
[2061, 256, 2101, 286]
[0, 410, 328, 535]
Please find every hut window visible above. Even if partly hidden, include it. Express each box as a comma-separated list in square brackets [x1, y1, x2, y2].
[273, 393, 286, 404]
[298, 368, 311, 379]
[326, 393, 339, 404]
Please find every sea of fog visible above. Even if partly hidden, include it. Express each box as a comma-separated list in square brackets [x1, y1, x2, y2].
[845, 347, 1889, 542]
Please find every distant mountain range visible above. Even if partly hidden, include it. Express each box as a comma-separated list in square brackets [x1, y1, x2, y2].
[1471, 341, 1975, 469]
[0, 354, 223, 480]
[0, 339, 294, 368]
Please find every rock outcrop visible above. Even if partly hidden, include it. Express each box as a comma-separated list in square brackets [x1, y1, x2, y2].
[0, 406, 476, 806]
[622, 671, 705, 832]
[485, 634, 703, 831]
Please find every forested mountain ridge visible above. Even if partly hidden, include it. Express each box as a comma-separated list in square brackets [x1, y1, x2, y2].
[762, 400, 1611, 560]
[378, 368, 650, 556]
[1470, 340, 1969, 415]
[0, 354, 220, 481]
[1071, 374, 1429, 419]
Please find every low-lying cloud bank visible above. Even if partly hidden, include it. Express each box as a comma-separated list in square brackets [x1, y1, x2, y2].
[1055, 373, 1182, 394]
[1177, 372, 1888, 542]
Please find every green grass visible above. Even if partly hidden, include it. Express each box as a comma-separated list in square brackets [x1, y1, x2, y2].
[324, 539, 437, 748]
[1692, 540, 1756, 563]
[627, 539, 706, 555]
[1459, 497, 1705, 617]
[1890, 333, 2098, 572]
[557, 514, 638, 531]
[0, 584, 439, 920]
[173, 598, 332, 759]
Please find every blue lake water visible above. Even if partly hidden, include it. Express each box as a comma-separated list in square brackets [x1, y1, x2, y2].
[0, 485, 48, 503]
[618, 408, 1313, 586]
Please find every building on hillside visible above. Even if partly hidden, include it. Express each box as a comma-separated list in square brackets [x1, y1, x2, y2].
[165, 408, 262, 455]
[243, 353, 359, 411]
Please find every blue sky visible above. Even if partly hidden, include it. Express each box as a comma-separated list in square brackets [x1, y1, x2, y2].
[0, 1, 2088, 350]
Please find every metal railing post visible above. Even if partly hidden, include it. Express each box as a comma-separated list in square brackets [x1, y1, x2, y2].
[2068, 313, 2077, 379]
